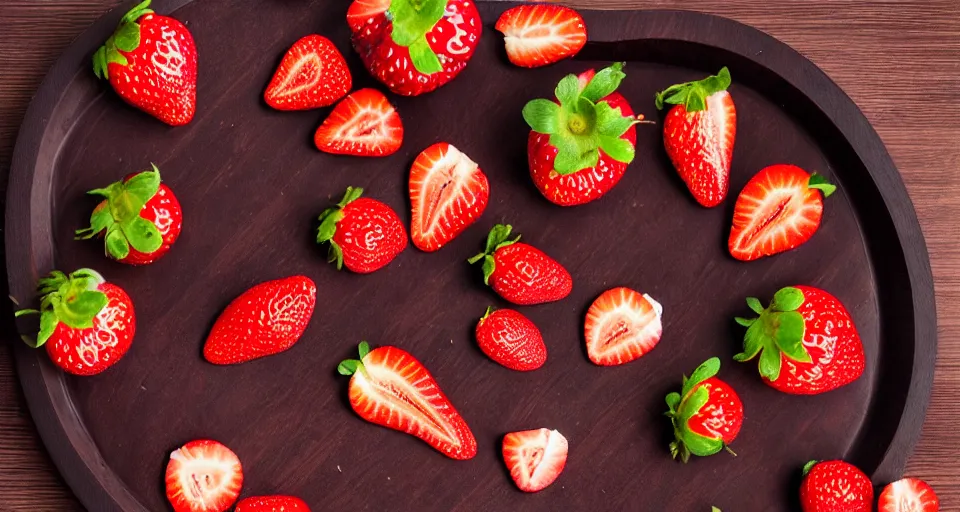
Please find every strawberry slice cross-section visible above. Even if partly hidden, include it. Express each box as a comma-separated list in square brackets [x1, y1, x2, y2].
[338, 342, 477, 460]
[502, 428, 568, 492]
[409, 142, 490, 252]
[165, 439, 243, 512]
[879, 478, 940, 512]
[314, 88, 403, 157]
[495, 4, 587, 68]
[584, 287, 663, 366]
[264, 34, 352, 111]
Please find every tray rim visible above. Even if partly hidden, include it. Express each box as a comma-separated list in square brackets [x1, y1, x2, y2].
[4, 1, 937, 510]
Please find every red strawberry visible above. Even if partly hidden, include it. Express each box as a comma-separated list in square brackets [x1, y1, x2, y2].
[92, 0, 197, 126]
[584, 287, 662, 366]
[728, 164, 836, 261]
[165, 439, 243, 512]
[502, 428, 568, 493]
[314, 88, 403, 157]
[316, 187, 407, 273]
[655, 67, 737, 207]
[236, 496, 311, 512]
[338, 342, 477, 460]
[349, 0, 482, 96]
[495, 5, 587, 68]
[264, 34, 352, 111]
[409, 142, 489, 252]
[524, 63, 643, 206]
[75, 165, 182, 265]
[734, 285, 865, 395]
[16, 269, 135, 376]
[800, 460, 873, 512]
[665, 358, 743, 463]
[203, 276, 317, 365]
[879, 478, 940, 512]
[475, 307, 547, 371]
[468, 224, 572, 306]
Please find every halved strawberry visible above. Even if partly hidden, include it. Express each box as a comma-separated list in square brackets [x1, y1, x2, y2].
[347, 0, 390, 32]
[584, 287, 662, 366]
[409, 142, 490, 252]
[338, 342, 477, 460]
[879, 478, 940, 512]
[495, 5, 587, 68]
[314, 89, 403, 157]
[502, 428, 568, 493]
[235, 495, 311, 512]
[264, 35, 352, 111]
[165, 439, 243, 512]
[728, 164, 836, 261]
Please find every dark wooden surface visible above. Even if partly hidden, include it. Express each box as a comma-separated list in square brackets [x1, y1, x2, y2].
[0, 1, 956, 510]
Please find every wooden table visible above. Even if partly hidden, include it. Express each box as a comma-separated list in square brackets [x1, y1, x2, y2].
[0, 0, 957, 509]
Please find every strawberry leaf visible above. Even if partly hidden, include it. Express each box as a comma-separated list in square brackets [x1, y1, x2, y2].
[358, 341, 371, 360]
[665, 392, 681, 413]
[734, 316, 755, 327]
[389, 0, 446, 46]
[338, 186, 364, 207]
[758, 345, 782, 381]
[408, 37, 443, 75]
[56, 290, 108, 329]
[734, 321, 764, 362]
[580, 62, 625, 103]
[555, 75, 581, 110]
[802, 460, 818, 476]
[327, 240, 344, 270]
[654, 67, 731, 112]
[120, 216, 163, 253]
[481, 256, 495, 285]
[113, 21, 141, 52]
[679, 428, 724, 457]
[554, 144, 599, 175]
[36, 310, 59, 348]
[774, 311, 811, 362]
[772, 286, 804, 311]
[120, 0, 154, 24]
[681, 357, 720, 397]
[105, 225, 131, 260]
[595, 102, 634, 137]
[746, 297, 763, 314]
[338, 359, 361, 376]
[598, 135, 635, 164]
[523, 99, 561, 135]
[808, 173, 837, 197]
[75, 206, 115, 240]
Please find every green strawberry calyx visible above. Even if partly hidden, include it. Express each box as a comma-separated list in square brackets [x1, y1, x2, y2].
[75, 165, 164, 261]
[523, 62, 642, 175]
[92, 0, 154, 80]
[14, 269, 108, 348]
[337, 341, 372, 377]
[733, 286, 813, 382]
[802, 460, 819, 476]
[654, 67, 731, 112]
[665, 357, 726, 463]
[479, 306, 495, 324]
[317, 186, 364, 270]
[387, 0, 446, 75]
[467, 224, 520, 285]
[808, 173, 837, 198]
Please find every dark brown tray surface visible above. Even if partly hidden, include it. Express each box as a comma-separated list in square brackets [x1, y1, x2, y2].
[6, 1, 936, 510]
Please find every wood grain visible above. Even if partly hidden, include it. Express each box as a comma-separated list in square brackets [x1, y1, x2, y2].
[0, 1, 957, 510]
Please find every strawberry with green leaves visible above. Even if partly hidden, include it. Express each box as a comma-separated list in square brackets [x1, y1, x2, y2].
[16, 269, 135, 376]
[523, 63, 642, 206]
[93, 0, 197, 126]
[734, 286, 865, 395]
[665, 357, 743, 463]
[316, 187, 407, 274]
[75, 165, 182, 265]
[799, 460, 873, 512]
[349, 0, 482, 96]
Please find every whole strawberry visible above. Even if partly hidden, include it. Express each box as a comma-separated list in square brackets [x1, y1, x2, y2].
[468, 224, 572, 305]
[236, 495, 311, 512]
[655, 67, 737, 207]
[523, 63, 641, 206]
[349, 0, 481, 96]
[317, 187, 407, 274]
[734, 285, 865, 395]
[92, 0, 197, 126]
[204, 276, 317, 365]
[800, 460, 873, 512]
[75, 165, 182, 265]
[665, 357, 743, 463]
[475, 307, 546, 371]
[15, 269, 135, 376]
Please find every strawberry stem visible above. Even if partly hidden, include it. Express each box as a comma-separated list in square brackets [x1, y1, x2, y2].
[654, 67, 731, 112]
[317, 187, 364, 270]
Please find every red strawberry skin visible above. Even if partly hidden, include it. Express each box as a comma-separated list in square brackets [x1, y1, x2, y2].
[203, 276, 317, 365]
[46, 282, 135, 376]
[101, 11, 198, 126]
[490, 243, 572, 305]
[236, 496, 310, 512]
[800, 460, 873, 512]
[528, 91, 637, 206]
[685, 377, 743, 444]
[334, 198, 408, 273]
[264, 34, 352, 111]
[475, 308, 546, 371]
[770, 286, 864, 395]
[663, 90, 736, 207]
[314, 88, 403, 157]
[350, 0, 482, 96]
[879, 478, 940, 512]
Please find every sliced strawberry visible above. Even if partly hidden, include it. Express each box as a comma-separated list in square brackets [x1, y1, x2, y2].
[314, 89, 403, 157]
[502, 428, 568, 493]
[165, 440, 243, 512]
[584, 287, 662, 366]
[409, 143, 490, 252]
[495, 5, 587, 68]
[235, 495, 311, 512]
[339, 343, 477, 460]
[347, 0, 390, 32]
[728, 164, 836, 261]
[264, 35, 352, 111]
[879, 478, 940, 512]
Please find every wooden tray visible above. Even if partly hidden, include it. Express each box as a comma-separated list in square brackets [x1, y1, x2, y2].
[6, 1, 937, 510]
